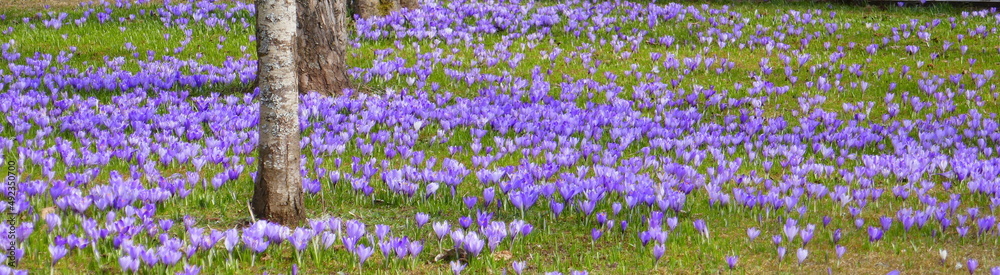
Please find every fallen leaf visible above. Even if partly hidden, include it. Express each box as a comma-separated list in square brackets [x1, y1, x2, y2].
[40, 207, 56, 217]
[435, 247, 469, 264]
[492, 250, 513, 261]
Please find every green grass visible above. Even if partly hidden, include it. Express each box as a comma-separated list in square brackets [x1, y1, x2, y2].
[5, 0, 1000, 274]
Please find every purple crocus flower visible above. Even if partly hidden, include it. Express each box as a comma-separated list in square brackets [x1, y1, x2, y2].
[378, 240, 393, 259]
[639, 231, 652, 246]
[783, 221, 798, 242]
[463, 196, 478, 209]
[119, 255, 139, 273]
[242, 235, 269, 254]
[521, 222, 535, 236]
[977, 216, 996, 235]
[463, 232, 484, 256]
[725, 255, 738, 269]
[591, 228, 602, 241]
[509, 220, 525, 237]
[475, 211, 493, 229]
[747, 227, 760, 241]
[158, 248, 182, 266]
[900, 215, 915, 232]
[289, 228, 314, 252]
[224, 229, 239, 252]
[356, 244, 374, 265]
[451, 261, 466, 274]
[866, 44, 878, 55]
[550, 201, 565, 217]
[835, 245, 846, 259]
[375, 224, 391, 240]
[415, 213, 430, 228]
[968, 259, 979, 275]
[320, 232, 337, 249]
[45, 213, 61, 232]
[179, 264, 200, 275]
[346, 221, 366, 240]
[652, 244, 666, 264]
[596, 213, 607, 225]
[958, 226, 970, 237]
[392, 237, 410, 259]
[434, 222, 450, 240]
[666, 217, 678, 231]
[796, 248, 808, 264]
[867, 226, 883, 243]
[459, 217, 473, 229]
[693, 219, 709, 238]
[483, 188, 495, 207]
[880, 216, 893, 231]
[451, 230, 466, 248]
[48, 244, 68, 265]
[408, 240, 423, 258]
[800, 225, 815, 246]
[512, 261, 527, 275]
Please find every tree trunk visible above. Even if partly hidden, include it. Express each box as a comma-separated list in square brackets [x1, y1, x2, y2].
[297, 0, 351, 96]
[253, 0, 305, 226]
[384, 0, 400, 13]
[353, 0, 378, 18]
[399, 0, 417, 10]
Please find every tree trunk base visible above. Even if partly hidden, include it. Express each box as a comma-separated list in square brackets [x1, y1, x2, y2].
[255, 0, 306, 227]
[400, 0, 417, 9]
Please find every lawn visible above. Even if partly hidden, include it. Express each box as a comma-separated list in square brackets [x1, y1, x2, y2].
[2, 0, 1000, 274]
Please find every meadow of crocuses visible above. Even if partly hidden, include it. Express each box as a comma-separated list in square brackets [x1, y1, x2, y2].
[3, 0, 1000, 274]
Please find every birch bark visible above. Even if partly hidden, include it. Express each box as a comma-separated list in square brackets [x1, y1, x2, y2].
[253, 0, 305, 226]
